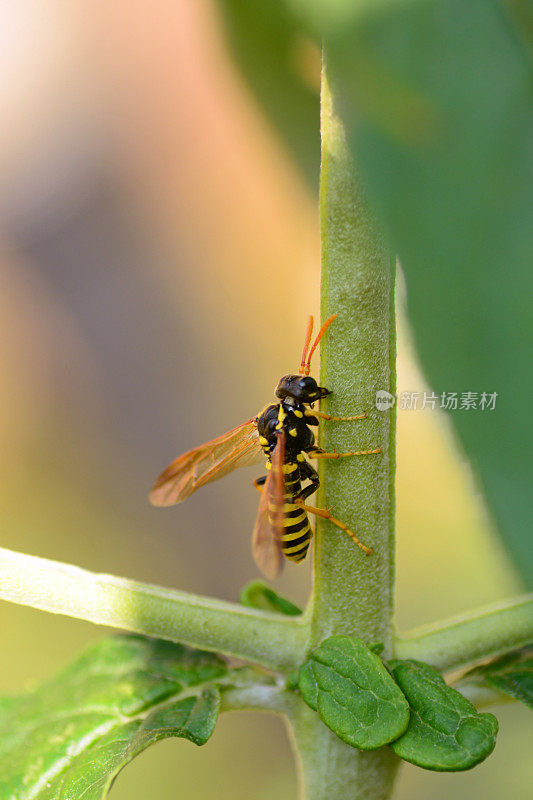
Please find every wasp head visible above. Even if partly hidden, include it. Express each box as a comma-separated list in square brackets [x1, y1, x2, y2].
[275, 374, 330, 404]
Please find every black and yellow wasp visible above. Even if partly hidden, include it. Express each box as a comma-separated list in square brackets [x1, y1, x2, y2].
[150, 315, 381, 578]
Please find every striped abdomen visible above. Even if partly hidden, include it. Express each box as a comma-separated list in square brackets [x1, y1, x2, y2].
[269, 461, 312, 564]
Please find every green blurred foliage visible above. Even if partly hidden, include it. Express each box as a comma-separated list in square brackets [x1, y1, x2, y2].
[217, 0, 533, 585]
[217, 0, 320, 183]
[336, 0, 533, 588]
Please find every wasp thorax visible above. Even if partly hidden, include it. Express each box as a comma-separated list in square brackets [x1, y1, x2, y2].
[275, 374, 331, 403]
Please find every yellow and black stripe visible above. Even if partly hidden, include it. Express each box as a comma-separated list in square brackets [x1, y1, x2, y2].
[268, 460, 312, 564]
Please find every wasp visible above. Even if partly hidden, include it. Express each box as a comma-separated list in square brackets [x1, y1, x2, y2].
[150, 314, 381, 578]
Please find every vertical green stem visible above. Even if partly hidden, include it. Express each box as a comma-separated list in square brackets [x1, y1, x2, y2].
[289, 702, 399, 800]
[311, 60, 396, 655]
[290, 55, 398, 800]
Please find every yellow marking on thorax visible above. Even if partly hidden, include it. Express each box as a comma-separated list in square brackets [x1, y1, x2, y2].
[293, 409, 303, 418]
[275, 405, 286, 430]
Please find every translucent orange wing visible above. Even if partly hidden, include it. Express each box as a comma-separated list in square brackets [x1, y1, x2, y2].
[150, 419, 263, 506]
[252, 430, 286, 579]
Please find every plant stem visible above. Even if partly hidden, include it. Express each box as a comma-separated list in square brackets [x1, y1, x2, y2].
[395, 594, 533, 671]
[308, 65, 396, 654]
[290, 55, 398, 800]
[290, 703, 399, 800]
[0, 547, 307, 672]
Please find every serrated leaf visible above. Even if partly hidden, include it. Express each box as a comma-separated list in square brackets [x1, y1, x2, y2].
[0, 635, 227, 800]
[460, 646, 533, 709]
[240, 580, 302, 615]
[298, 635, 409, 750]
[390, 659, 498, 771]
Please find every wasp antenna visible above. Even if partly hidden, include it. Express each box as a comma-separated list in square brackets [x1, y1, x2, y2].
[304, 313, 338, 375]
[299, 315, 314, 375]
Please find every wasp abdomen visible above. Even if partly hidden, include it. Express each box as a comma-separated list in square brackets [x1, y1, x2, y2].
[268, 462, 312, 563]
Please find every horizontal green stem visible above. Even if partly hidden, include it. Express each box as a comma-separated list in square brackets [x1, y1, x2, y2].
[395, 594, 533, 671]
[0, 547, 308, 672]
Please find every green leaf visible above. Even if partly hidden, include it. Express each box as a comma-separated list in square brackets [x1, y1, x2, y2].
[217, 0, 320, 184]
[240, 580, 302, 615]
[459, 646, 533, 709]
[0, 635, 227, 799]
[390, 659, 498, 771]
[298, 635, 409, 750]
[303, 0, 533, 584]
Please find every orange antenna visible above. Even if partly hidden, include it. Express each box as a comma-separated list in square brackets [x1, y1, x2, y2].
[304, 313, 338, 375]
[299, 315, 314, 375]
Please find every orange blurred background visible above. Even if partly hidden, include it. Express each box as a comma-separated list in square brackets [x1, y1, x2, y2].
[0, 2, 529, 798]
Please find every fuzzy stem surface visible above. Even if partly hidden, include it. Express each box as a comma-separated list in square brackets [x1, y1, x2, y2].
[291, 56, 399, 800]
[395, 594, 533, 671]
[0, 547, 307, 672]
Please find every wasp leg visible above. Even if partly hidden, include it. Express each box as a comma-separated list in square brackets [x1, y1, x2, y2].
[296, 459, 320, 501]
[253, 476, 267, 493]
[294, 500, 373, 555]
[307, 446, 381, 458]
[306, 410, 368, 422]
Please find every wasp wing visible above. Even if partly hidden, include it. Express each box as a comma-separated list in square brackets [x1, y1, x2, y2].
[150, 418, 263, 506]
[251, 430, 286, 579]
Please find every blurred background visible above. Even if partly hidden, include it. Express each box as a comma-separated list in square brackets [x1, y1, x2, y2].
[0, 2, 529, 798]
